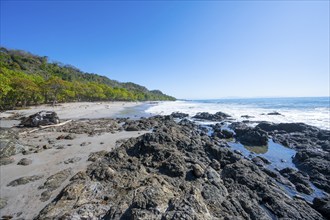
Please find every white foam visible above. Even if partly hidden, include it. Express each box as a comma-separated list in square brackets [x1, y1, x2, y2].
[145, 101, 330, 130]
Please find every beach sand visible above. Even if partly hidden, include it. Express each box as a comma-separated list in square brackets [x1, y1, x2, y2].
[0, 101, 143, 121]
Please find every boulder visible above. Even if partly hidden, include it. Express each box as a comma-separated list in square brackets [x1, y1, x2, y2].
[193, 111, 230, 121]
[20, 111, 60, 127]
[238, 128, 268, 146]
[193, 164, 204, 178]
[17, 158, 32, 166]
[171, 112, 189, 118]
[0, 130, 28, 158]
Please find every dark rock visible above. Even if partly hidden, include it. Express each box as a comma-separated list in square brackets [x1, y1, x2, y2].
[19, 111, 59, 127]
[293, 149, 330, 193]
[230, 122, 268, 146]
[88, 151, 107, 162]
[213, 129, 234, 139]
[312, 196, 330, 219]
[241, 115, 254, 119]
[211, 159, 221, 170]
[171, 112, 189, 118]
[252, 156, 270, 167]
[238, 128, 268, 146]
[193, 111, 231, 121]
[7, 175, 44, 186]
[40, 190, 52, 202]
[17, 158, 32, 166]
[229, 122, 249, 136]
[35, 116, 324, 220]
[0, 130, 28, 158]
[39, 168, 72, 191]
[123, 117, 159, 131]
[279, 168, 313, 195]
[267, 111, 282, 115]
[256, 122, 308, 133]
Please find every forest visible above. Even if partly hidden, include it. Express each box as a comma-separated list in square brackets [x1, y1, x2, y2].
[0, 47, 175, 110]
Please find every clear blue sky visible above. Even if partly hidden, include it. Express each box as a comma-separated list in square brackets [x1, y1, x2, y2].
[1, 1, 329, 99]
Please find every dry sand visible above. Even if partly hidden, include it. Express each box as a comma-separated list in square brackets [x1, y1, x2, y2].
[0, 102, 150, 219]
[0, 101, 143, 121]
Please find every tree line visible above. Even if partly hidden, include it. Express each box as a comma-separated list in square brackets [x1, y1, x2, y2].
[0, 47, 175, 110]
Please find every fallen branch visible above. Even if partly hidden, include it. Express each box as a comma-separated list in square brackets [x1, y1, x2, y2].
[19, 120, 72, 135]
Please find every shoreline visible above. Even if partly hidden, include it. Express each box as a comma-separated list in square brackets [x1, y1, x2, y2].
[0, 106, 329, 219]
[0, 101, 156, 128]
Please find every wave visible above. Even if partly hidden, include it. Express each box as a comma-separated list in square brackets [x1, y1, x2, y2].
[145, 99, 330, 130]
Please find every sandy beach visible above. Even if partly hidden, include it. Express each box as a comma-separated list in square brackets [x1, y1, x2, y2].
[0, 101, 144, 120]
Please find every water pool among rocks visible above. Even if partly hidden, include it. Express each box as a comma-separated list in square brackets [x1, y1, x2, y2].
[227, 139, 327, 202]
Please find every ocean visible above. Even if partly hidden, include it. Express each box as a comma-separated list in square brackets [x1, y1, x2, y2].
[145, 97, 330, 130]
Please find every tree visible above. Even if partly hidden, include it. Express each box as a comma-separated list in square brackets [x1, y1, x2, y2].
[45, 76, 67, 105]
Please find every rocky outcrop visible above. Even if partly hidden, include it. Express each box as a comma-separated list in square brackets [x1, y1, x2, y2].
[19, 111, 60, 127]
[256, 122, 330, 194]
[211, 123, 234, 139]
[0, 130, 28, 160]
[123, 116, 161, 131]
[54, 119, 121, 136]
[230, 122, 268, 146]
[267, 111, 282, 115]
[293, 150, 330, 193]
[279, 168, 313, 195]
[38, 168, 72, 202]
[170, 112, 189, 119]
[7, 175, 44, 186]
[193, 111, 231, 121]
[312, 196, 330, 219]
[36, 116, 324, 219]
[88, 150, 108, 162]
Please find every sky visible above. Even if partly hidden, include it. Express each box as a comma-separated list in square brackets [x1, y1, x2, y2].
[1, 1, 329, 99]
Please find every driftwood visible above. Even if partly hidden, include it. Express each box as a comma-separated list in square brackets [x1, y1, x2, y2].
[19, 120, 72, 135]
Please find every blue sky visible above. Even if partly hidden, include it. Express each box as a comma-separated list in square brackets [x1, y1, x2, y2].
[1, 1, 329, 99]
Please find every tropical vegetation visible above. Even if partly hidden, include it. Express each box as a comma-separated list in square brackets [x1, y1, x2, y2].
[0, 47, 175, 110]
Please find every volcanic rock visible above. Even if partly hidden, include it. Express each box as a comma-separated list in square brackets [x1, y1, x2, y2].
[193, 111, 230, 121]
[7, 175, 44, 187]
[35, 116, 324, 220]
[19, 111, 59, 127]
[171, 112, 189, 119]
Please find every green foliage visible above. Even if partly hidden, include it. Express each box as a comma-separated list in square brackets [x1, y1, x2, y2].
[0, 47, 175, 110]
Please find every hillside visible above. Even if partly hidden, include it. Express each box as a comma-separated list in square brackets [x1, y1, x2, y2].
[0, 47, 175, 110]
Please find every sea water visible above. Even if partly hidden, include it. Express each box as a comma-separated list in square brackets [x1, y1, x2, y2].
[145, 97, 330, 130]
